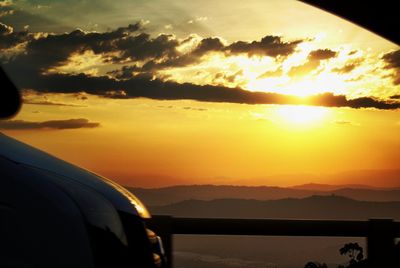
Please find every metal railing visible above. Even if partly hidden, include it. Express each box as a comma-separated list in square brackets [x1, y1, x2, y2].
[147, 216, 400, 268]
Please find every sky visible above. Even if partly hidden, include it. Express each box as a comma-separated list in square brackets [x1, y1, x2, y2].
[0, 0, 399, 188]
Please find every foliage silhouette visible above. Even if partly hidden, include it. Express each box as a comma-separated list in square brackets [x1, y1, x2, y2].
[339, 243, 364, 264]
[304, 261, 328, 268]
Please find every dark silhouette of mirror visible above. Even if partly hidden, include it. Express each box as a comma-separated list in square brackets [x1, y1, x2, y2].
[301, 1, 399, 45]
[0, 67, 21, 119]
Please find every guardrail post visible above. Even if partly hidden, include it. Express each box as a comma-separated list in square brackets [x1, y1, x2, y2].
[367, 219, 395, 268]
[147, 215, 174, 268]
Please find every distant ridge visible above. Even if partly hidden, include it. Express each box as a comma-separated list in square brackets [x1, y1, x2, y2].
[149, 195, 400, 220]
[289, 183, 398, 191]
[127, 184, 400, 206]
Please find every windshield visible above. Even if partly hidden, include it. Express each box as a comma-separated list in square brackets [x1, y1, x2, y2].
[1, 0, 398, 187]
[1, 0, 399, 267]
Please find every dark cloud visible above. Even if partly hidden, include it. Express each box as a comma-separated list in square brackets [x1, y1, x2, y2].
[213, 70, 243, 84]
[225, 70, 243, 83]
[192, 37, 224, 55]
[0, 21, 146, 81]
[116, 33, 179, 62]
[8, 70, 399, 110]
[128, 36, 304, 76]
[390, 94, 400, 100]
[288, 49, 337, 77]
[382, 49, 400, 85]
[348, 50, 358, 56]
[308, 49, 337, 61]
[182, 106, 207, 111]
[73, 92, 88, 100]
[332, 63, 357, 74]
[107, 65, 143, 80]
[226, 35, 303, 57]
[389, 74, 400, 86]
[0, 22, 185, 79]
[1, 22, 306, 80]
[0, 22, 32, 49]
[157, 105, 174, 109]
[24, 100, 86, 107]
[18, 21, 143, 71]
[0, 118, 100, 130]
[133, 48, 205, 74]
[1, 22, 397, 110]
[288, 60, 320, 77]
[306, 93, 399, 110]
[123, 36, 303, 75]
[383, 50, 400, 69]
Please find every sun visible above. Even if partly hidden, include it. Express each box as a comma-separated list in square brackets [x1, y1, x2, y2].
[274, 105, 329, 126]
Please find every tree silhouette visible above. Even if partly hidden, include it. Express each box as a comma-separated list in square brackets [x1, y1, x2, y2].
[339, 243, 366, 268]
[304, 261, 328, 268]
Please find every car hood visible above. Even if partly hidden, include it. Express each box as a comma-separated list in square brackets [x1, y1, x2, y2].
[0, 133, 150, 218]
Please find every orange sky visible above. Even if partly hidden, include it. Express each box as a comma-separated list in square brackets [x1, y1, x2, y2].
[4, 97, 400, 188]
[1, 0, 399, 188]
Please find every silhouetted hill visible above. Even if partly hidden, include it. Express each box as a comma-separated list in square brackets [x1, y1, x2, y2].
[149, 195, 400, 220]
[127, 185, 400, 206]
[212, 169, 400, 189]
[290, 183, 394, 191]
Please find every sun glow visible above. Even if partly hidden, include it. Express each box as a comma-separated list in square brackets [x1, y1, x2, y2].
[274, 105, 329, 126]
[247, 71, 349, 97]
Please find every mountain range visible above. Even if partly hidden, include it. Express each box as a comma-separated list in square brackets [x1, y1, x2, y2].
[149, 195, 400, 220]
[127, 184, 400, 206]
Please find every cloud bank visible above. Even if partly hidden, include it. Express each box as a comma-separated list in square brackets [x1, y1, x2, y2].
[0, 21, 399, 110]
[0, 118, 100, 130]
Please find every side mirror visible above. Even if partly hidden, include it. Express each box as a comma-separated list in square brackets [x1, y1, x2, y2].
[0, 67, 21, 119]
